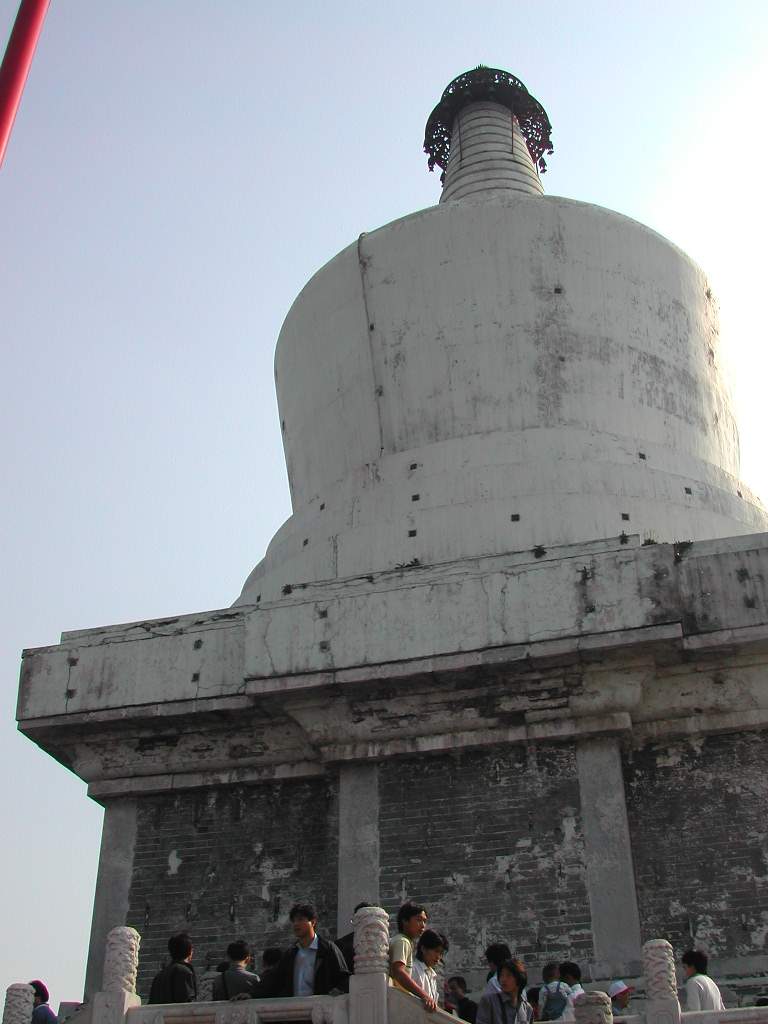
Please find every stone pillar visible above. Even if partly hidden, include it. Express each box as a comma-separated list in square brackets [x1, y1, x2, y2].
[642, 939, 681, 1024]
[337, 765, 380, 935]
[198, 971, 219, 1003]
[90, 926, 141, 1024]
[102, 926, 141, 995]
[3, 985, 34, 1024]
[85, 799, 138, 998]
[349, 906, 389, 1024]
[91, 929, 143, 1024]
[573, 992, 613, 1024]
[576, 737, 642, 974]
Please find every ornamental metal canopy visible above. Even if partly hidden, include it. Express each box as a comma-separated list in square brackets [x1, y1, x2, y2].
[424, 66, 554, 175]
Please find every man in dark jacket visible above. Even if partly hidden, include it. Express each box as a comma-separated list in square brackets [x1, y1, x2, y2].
[447, 976, 479, 1023]
[256, 902, 349, 997]
[148, 934, 197, 1003]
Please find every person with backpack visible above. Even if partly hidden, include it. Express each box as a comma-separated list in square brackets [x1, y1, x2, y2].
[538, 963, 572, 1021]
[148, 934, 197, 1003]
[212, 940, 260, 1000]
[477, 958, 534, 1024]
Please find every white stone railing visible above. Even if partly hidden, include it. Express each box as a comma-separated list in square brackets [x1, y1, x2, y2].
[9, 921, 768, 1024]
[681, 1013, 768, 1024]
[387, 988, 456, 1023]
[126, 996, 347, 1024]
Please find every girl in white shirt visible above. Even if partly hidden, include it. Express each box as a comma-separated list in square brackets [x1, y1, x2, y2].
[411, 929, 448, 1006]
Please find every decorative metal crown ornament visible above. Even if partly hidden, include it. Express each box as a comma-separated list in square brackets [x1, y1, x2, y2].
[424, 65, 554, 175]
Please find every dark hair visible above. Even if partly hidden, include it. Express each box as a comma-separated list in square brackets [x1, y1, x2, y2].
[353, 901, 374, 914]
[486, 943, 513, 970]
[528, 987, 541, 1006]
[448, 976, 468, 993]
[542, 962, 559, 983]
[559, 961, 581, 982]
[416, 929, 448, 962]
[397, 901, 427, 932]
[28, 982, 49, 1004]
[755, 998, 768, 1007]
[227, 940, 251, 962]
[168, 933, 193, 961]
[289, 902, 318, 922]
[500, 959, 528, 993]
[262, 947, 283, 968]
[682, 950, 708, 974]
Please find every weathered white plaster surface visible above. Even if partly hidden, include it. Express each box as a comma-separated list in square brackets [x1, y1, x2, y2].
[238, 191, 767, 604]
[16, 533, 768, 803]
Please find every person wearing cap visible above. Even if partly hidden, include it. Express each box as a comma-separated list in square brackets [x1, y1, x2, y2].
[29, 982, 57, 1024]
[608, 981, 633, 1016]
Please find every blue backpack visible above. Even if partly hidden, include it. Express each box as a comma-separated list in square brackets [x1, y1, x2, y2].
[542, 982, 569, 1021]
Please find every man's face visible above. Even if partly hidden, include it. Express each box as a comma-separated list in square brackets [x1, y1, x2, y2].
[292, 915, 316, 943]
[404, 911, 428, 939]
[447, 979, 464, 1001]
[683, 964, 695, 979]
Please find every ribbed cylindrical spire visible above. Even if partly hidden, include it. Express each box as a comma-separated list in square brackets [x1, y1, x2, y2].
[440, 101, 544, 202]
[424, 66, 553, 204]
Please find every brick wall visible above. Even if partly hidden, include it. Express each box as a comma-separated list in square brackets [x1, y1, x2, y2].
[126, 778, 338, 997]
[378, 744, 594, 985]
[624, 730, 768, 957]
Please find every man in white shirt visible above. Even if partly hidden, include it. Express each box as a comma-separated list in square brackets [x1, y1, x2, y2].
[682, 950, 725, 1011]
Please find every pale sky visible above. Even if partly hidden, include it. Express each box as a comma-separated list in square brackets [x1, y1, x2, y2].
[2, 0, 767, 1005]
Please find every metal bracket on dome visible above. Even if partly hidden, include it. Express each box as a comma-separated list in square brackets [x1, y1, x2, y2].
[424, 65, 554, 175]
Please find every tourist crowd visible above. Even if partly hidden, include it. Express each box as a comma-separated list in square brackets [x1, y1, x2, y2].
[142, 899, 734, 1022]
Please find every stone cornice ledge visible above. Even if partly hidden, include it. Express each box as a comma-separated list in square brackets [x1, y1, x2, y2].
[83, 703, 768, 800]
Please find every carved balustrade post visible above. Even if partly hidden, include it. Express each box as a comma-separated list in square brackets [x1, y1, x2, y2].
[642, 939, 681, 1024]
[103, 927, 141, 995]
[3, 984, 35, 1024]
[574, 992, 613, 1024]
[349, 906, 389, 1024]
[91, 926, 142, 1024]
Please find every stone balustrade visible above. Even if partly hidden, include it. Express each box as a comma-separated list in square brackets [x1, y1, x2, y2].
[8, 922, 768, 1024]
[2, 985, 35, 1024]
[127, 996, 345, 1024]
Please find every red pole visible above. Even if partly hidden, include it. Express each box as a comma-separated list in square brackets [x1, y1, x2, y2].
[0, 0, 50, 168]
